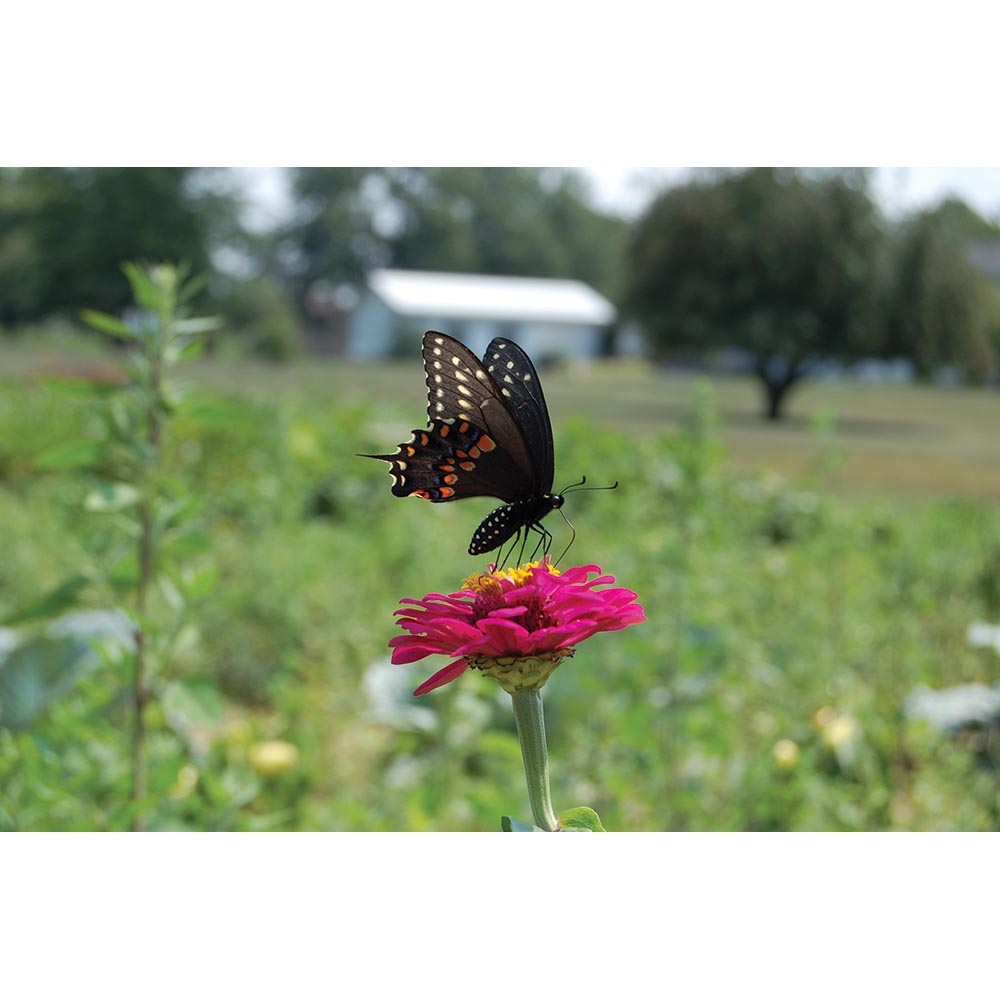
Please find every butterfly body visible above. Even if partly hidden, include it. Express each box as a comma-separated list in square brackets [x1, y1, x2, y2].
[362, 331, 562, 557]
[470, 494, 565, 556]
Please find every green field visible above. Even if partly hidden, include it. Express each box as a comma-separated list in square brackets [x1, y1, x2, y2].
[2, 340, 999, 830]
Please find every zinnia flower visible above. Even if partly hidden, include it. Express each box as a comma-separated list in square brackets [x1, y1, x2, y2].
[390, 560, 645, 696]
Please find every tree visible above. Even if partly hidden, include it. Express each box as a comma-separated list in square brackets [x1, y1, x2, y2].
[885, 201, 1000, 381]
[0, 168, 240, 326]
[625, 169, 889, 420]
[277, 167, 627, 311]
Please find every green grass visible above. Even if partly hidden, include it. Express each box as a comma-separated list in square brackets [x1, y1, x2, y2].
[2, 336, 1000, 831]
[187, 355, 1000, 501]
[5, 337, 999, 502]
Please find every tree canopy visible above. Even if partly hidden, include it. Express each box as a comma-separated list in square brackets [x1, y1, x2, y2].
[277, 167, 627, 306]
[885, 202, 1000, 381]
[0, 168, 239, 326]
[625, 168, 891, 419]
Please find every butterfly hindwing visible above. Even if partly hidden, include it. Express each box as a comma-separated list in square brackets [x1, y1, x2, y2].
[372, 417, 531, 502]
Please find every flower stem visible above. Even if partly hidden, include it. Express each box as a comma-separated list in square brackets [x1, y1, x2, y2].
[511, 688, 558, 831]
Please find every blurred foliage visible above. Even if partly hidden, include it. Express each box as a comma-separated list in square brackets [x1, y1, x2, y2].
[0, 168, 240, 324]
[277, 167, 628, 303]
[625, 168, 891, 420]
[216, 275, 303, 361]
[885, 201, 1000, 381]
[1, 361, 999, 831]
[4, 168, 1000, 400]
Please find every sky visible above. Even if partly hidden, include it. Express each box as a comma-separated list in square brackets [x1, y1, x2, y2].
[237, 167, 1000, 231]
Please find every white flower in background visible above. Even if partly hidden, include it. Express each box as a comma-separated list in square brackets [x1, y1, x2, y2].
[967, 622, 1000, 655]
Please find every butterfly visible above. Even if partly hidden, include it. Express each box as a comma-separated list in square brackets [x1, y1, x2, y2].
[361, 331, 614, 560]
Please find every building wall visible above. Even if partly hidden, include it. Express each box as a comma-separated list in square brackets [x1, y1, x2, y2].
[348, 301, 607, 361]
[507, 321, 603, 361]
[345, 294, 395, 359]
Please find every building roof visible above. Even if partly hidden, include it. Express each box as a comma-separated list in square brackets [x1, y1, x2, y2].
[367, 269, 616, 325]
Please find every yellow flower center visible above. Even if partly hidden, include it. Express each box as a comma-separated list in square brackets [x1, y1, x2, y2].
[461, 560, 559, 593]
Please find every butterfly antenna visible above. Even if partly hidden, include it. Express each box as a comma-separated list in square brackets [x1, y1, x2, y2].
[560, 476, 620, 495]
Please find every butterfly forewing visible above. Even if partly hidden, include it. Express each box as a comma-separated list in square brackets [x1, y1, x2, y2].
[483, 337, 554, 493]
[362, 331, 542, 505]
[419, 332, 537, 496]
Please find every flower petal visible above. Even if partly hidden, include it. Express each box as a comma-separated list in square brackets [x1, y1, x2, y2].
[413, 658, 468, 696]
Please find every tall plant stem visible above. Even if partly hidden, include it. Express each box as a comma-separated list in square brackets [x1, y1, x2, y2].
[511, 688, 558, 831]
[130, 356, 162, 832]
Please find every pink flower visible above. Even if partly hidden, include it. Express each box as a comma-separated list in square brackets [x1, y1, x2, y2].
[390, 560, 645, 696]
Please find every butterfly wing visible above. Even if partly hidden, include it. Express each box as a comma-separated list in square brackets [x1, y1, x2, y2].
[361, 331, 538, 503]
[483, 337, 554, 494]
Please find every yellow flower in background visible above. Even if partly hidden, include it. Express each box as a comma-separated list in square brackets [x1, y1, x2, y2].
[247, 740, 300, 777]
[772, 739, 800, 769]
[168, 764, 199, 800]
[822, 714, 860, 750]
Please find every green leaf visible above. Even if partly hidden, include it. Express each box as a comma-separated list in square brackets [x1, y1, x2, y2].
[35, 440, 106, 472]
[80, 308, 138, 341]
[84, 482, 142, 512]
[1, 576, 91, 628]
[178, 563, 218, 601]
[0, 633, 99, 730]
[161, 678, 224, 731]
[122, 262, 161, 311]
[501, 815, 544, 832]
[557, 807, 607, 832]
[172, 317, 223, 336]
[164, 337, 205, 362]
[157, 573, 185, 612]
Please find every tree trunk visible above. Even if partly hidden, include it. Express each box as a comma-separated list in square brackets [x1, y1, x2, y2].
[761, 374, 797, 421]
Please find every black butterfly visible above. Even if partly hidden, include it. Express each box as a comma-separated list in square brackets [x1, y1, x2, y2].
[362, 331, 613, 559]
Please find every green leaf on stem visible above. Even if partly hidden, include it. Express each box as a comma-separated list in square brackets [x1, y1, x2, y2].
[172, 317, 223, 336]
[84, 482, 142, 512]
[501, 815, 544, 832]
[122, 262, 161, 312]
[80, 308, 139, 341]
[35, 440, 105, 471]
[162, 678, 224, 730]
[557, 807, 607, 832]
[0, 576, 91, 627]
[0, 634, 99, 729]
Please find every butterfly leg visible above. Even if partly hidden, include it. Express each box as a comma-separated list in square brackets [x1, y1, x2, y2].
[496, 529, 522, 573]
[526, 523, 547, 563]
[517, 527, 530, 567]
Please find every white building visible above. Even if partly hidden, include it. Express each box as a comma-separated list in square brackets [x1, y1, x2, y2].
[346, 268, 616, 361]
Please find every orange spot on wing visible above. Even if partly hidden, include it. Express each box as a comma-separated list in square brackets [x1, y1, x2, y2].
[468, 446, 481, 458]
[440, 423, 450, 437]
[438, 463, 455, 472]
[478, 436, 495, 451]
[459, 461, 476, 471]
[419, 433, 429, 446]
[413, 490, 430, 499]
[406, 446, 416, 456]
[438, 486, 455, 498]
[459, 421, 470, 433]
[455, 449, 468, 459]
